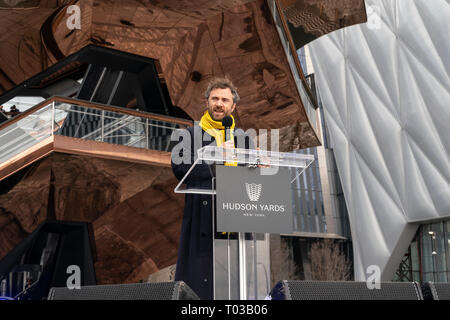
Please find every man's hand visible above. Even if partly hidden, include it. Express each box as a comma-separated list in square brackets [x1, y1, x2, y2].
[222, 139, 236, 162]
[257, 147, 270, 168]
[223, 139, 234, 149]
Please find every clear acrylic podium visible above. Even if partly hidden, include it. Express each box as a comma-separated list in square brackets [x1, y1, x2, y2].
[174, 146, 314, 300]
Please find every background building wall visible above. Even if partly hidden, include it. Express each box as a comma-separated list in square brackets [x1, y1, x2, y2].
[308, 0, 450, 281]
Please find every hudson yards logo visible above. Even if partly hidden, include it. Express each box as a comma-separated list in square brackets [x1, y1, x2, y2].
[246, 183, 262, 202]
[221, 182, 286, 213]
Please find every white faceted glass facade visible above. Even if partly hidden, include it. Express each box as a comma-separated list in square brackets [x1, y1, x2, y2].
[308, 0, 450, 281]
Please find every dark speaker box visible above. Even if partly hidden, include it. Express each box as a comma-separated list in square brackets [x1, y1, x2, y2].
[47, 281, 199, 300]
[422, 282, 450, 300]
[269, 280, 423, 300]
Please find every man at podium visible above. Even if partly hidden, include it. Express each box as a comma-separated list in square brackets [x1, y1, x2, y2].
[171, 77, 253, 299]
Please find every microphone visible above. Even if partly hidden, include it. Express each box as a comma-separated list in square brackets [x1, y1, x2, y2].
[221, 115, 234, 163]
[222, 116, 233, 141]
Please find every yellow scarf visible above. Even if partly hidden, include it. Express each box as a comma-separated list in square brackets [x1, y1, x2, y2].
[199, 110, 237, 166]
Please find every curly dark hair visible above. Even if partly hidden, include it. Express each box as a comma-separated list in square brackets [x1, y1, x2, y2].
[204, 77, 240, 104]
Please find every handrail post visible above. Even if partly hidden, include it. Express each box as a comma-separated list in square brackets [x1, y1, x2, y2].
[51, 101, 55, 136]
[146, 118, 149, 149]
[101, 110, 105, 142]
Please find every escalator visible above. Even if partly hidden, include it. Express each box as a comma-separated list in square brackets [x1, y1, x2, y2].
[0, 220, 97, 300]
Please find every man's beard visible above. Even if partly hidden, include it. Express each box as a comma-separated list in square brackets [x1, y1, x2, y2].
[208, 106, 226, 121]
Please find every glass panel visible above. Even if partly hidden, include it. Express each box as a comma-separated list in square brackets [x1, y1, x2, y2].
[421, 227, 434, 276]
[213, 233, 271, 300]
[245, 233, 271, 300]
[401, 223, 450, 283]
[2, 96, 45, 113]
[213, 236, 240, 300]
[418, 223, 450, 282]
[434, 223, 446, 274]
[410, 237, 420, 282]
[54, 103, 102, 139]
[102, 112, 146, 147]
[53, 101, 180, 152]
[446, 222, 450, 281]
[148, 119, 176, 151]
[0, 104, 52, 165]
[197, 146, 314, 168]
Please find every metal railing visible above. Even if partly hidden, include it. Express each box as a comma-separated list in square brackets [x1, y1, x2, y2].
[0, 96, 192, 166]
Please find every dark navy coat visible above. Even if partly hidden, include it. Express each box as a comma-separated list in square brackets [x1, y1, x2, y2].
[171, 124, 252, 300]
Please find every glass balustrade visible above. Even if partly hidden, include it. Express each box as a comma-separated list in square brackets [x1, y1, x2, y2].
[0, 98, 190, 167]
[0, 105, 53, 165]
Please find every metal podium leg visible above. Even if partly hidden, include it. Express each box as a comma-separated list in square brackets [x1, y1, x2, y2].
[212, 178, 216, 300]
[227, 233, 231, 300]
[253, 233, 258, 299]
[238, 232, 247, 300]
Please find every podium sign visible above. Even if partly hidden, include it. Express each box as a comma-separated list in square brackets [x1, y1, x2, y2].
[216, 165, 293, 234]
